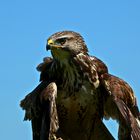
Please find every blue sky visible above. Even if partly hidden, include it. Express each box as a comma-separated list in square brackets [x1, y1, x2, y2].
[0, 0, 140, 139]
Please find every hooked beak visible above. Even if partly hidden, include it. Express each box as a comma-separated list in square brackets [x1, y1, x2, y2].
[46, 44, 51, 51]
[46, 39, 54, 51]
[46, 39, 62, 51]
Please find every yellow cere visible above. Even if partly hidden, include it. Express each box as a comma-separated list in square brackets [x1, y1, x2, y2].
[48, 39, 62, 49]
[48, 39, 54, 45]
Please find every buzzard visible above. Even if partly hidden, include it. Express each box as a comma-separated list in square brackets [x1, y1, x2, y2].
[20, 31, 140, 140]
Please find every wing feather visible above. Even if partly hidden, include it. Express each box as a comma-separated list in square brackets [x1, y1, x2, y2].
[100, 73, 140, 140]
[20, 58, 60, 140]
[87, 55, 140, 139]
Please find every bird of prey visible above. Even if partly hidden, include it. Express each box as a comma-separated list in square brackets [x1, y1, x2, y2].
[20, 31, 140, 140]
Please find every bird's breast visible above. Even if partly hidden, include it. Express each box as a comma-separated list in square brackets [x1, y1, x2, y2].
[56, 82, 100, 139]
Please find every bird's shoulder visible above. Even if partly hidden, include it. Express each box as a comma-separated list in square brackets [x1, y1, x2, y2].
[101, 73, 139, 117]
[73, 53, 108, 75]
[37, 57, 53, 72]
[89, 55, 108, 75]
[36, 57, 53, 81]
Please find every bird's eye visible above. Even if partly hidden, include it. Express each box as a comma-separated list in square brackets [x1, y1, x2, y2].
[56, 38, 67, 45]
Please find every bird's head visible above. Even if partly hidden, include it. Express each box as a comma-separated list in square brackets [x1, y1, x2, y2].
[46, 31, 88, 60]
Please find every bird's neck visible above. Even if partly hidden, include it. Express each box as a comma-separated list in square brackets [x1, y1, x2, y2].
[51, 59, 83, 93]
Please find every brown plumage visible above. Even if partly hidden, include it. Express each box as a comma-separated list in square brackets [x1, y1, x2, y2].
[20, 31, 140, 140]
[100, 73, 140, 140]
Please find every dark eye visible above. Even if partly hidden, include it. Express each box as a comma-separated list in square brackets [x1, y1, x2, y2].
[56, 38, 67, 45]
